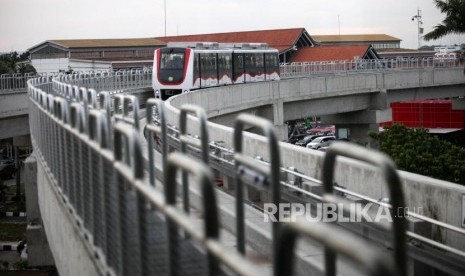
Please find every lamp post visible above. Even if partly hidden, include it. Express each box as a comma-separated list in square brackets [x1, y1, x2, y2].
[411, 8, 423, 49]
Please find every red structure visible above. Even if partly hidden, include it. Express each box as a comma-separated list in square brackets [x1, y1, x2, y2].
[381, 99, 465, 143]
[383, 99, 464, 128]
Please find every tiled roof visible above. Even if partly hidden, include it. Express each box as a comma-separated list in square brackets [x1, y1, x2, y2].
[312, 34, 401, 43]
[36, 38, 166, 49]
[289, 45, 372, 62]
[156, 28, 306, 52]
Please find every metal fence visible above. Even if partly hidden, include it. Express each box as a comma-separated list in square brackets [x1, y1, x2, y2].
[4, 56, 463, 91]
[28, 74, 406, 275]
[0, 73, 37, 92]
[279, 57, 462, 78]
[52, 69, 152, 92]
[1, 69, 152, 93]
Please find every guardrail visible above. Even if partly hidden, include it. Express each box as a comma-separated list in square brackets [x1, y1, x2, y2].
[1, 69, 151, 92]
[279, 57, 462, 78]
[28, 73, 404, 275]
[0, 73, 37, 92]
[4, 56, 463, 91]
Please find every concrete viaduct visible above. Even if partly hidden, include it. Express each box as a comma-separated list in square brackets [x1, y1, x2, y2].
[7, 66, 465, 275]
[170, 68, 465, 143]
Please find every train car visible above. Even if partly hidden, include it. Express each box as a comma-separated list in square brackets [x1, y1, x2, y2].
[153, 42, 280, 100]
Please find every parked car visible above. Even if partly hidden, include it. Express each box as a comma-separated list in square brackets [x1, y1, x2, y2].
[0, 158, 15, 179]
[287, 133, 308, 144]
[316, 139, 336, 151]
[306, 136, 336, 149]
[295, 135, 324, 147]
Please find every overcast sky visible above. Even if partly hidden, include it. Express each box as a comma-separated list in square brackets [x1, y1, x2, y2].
[0, 0, 463, 52]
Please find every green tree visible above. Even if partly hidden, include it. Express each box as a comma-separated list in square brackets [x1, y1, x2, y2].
[372, 124, 465, 184]
[0, 60, 13, 74]
[0, 51, 36, 75]
[423, 0, 465, 41]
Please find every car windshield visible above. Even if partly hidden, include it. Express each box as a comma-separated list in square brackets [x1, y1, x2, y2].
[160, 52, 185, 70]
[303, 136, 313, 142]
[312, 137, 325, 143]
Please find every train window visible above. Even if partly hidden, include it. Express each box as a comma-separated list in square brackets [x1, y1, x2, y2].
[160, 52, 185, 69]
[265, 53, 279, 77]
[200, 53, 217, 71]
[218, 53, 232, 70]
[255, 53, 264, 70]
[245, 54, 254, 69]
[234, 53, 244, 69]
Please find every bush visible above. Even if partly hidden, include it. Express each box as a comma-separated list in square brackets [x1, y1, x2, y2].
[376, 124, 465, 184]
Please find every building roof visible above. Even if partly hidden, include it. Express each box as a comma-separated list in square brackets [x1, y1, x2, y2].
[312, 34, 401, 43]
[289, 45, 376, 62]
[29, 38, 166, 51]
[156, 28, 315, 52]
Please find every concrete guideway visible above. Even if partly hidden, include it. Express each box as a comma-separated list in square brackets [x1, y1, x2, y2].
[22, 66, 465, 276]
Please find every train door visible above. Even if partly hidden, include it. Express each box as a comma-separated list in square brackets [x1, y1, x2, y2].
[199, 53, 218, 87]
[254, 53, 265, 81]
[232, 53, 245, 83]
[244, 53, 254, 82]
[265, 52, 280, 80]
[218, 53, 233, 85]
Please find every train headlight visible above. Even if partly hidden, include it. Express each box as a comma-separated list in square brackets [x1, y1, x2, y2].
[183, 90, 188, 94]
[155, 90, 159, 98]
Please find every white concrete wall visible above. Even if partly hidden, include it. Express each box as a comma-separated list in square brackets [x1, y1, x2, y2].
[31, 58, 112, 73]
[0, 91, 29, 118]
[32, 58, 71, 74]
[36, 153, 102, 276]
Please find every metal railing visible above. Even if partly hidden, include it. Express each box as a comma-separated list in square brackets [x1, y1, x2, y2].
[4, 55, 463, 91]
[1, 69, 152, 93]
[280, 57, 463, 78]
[0, 73, 37, 92]
[27, 75, 404, 275]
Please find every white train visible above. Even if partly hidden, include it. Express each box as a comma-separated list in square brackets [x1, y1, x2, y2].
[152, 42, 280, 100]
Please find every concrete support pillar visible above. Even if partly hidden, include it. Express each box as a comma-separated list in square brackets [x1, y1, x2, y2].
[272, 99, 288, 141]
[336, 123, 380, 148]
[222, 175, 235, 191]
[220, 151, 235, 191]
[24, 154, 55, 267]
[244, 186, 261, 202]
[321, 109, 392, 149]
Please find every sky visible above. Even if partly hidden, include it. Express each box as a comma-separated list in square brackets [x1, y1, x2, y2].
[0, 0, 464, 52]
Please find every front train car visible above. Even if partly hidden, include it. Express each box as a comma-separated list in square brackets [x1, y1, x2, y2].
[153, 47, 193, 100]
[153, 42, 280, 100]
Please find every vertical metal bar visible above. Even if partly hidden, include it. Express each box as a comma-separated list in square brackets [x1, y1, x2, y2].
[233, 113, 281, 257]
[165, 153, 219, 276]
[88, 110, 108, 253]
[122, 95, 140, 130]
[69, 103, 86, 219]
[113, 122, 144, 276]
[179, 104, 209, 214]
[322, 142, 407, 276]
[98, 91, 113, 150]
[146, 99, 168, 187]
[54, 98, 69, 193]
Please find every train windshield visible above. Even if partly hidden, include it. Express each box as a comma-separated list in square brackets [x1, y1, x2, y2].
[160, 50, 185, 70]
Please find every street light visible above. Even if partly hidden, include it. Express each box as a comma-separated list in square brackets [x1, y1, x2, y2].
[411, 8, 423, 49]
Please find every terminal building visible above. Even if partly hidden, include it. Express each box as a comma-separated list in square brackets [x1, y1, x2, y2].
[26, 28, 392, 73]
[28, 38, 165, 73]
[27, 28, 418, 73]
